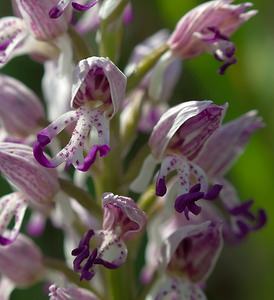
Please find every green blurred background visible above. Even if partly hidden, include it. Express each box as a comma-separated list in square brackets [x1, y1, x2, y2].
[1, 0, 274, 299]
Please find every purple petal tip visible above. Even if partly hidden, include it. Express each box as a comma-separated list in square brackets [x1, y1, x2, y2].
[156, 177, 167, 196]
[49, 7, 63, 18]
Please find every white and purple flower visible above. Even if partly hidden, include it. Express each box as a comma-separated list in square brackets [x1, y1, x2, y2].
[195, 110, 267, 241]
[168, 0, 257, 74]
[71, 192, 146, 281]
[34, 56, 127, 171]
[131, 101, 226, 219]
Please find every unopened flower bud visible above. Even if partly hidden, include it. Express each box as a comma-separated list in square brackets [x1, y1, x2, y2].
[0, 234, 44, 286]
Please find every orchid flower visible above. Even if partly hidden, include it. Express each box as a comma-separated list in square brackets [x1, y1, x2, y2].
[131, 101, 226, 219]
[71, 192, 146, 281]
[0, 234, 44, 288]
[145, 220, 223, 299]
[195, 110, 267, 241]
[0, 142, 59, 245]
[168, 0, 257, 74]
[0, 74, 45, 138]
[34, 56, 127, 171]
[0, 0, 73, 68]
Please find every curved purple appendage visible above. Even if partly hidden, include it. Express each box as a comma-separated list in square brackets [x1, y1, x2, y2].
[229, 200, 267, 239]
[0, 40, 11, 51]
[37, 133, 51, 147]
[77, 144, 110, 172]
[80, 248, 98, 281]
[33, 142, 57, 168]
[73, 246, 90, 272]
[175, 183, 222, 218]
[49, 6, 63, 18]
[204, 184, 223, 200]
[156, 176, 167, 196]
[94, 257, 120, 269]
[72, 0, 98, 11]
[218, 58, 237, 75]
[72, 229, 94, 256]
[0, 235, 13, 246]
[253, 209, 267, 230]
[174, 191, 204, 219]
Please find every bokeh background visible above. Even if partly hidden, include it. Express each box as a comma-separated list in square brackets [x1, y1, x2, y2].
[0, 0, 274, 299]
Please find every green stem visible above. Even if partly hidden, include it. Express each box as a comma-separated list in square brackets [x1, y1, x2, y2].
[68, 26, 92, 61]
[44, 257, 103, 299]
[126, 44, 169, 92]
[138, 185, 157, 212]
[59, 178, 101, 219]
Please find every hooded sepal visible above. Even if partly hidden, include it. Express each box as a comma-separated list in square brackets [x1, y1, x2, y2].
[0, 74, 45, 137]
[71, 56, 127, 118]
[149, 101, 227, 160]
[102, 192, 147, 240]
[0, 142, 59, 212]
[0, 234, 44, 286]
[161, 221, 223, 283]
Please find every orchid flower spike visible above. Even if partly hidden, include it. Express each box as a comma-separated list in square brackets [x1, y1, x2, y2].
[131, 100, 226, 219]
[71, 193, 146, 281]
[0, 74, 45, 138]
[195, 110, 267, 241]
[0, 234, 44, 286]
[168, 0, 257, 74]
[34, 57, 126, 171]
[49, 0, 98, 19]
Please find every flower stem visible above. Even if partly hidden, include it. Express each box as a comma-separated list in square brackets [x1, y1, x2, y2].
[138, 185, 157, 212]
[44, 257, 103, 299]
[59, 178, 102, 219]
[126, 44, 169, 92]
[68, 26, 92, 61]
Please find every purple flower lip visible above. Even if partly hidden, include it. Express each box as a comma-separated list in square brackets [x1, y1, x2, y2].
[49, 7, 63, 19]
[72, 0, 98, 12]
[33, 141, 57, 168]
[229, 200, 267, 239]
[156, 177, 167, 196]
[77, 144, 111, 172]
[204, 27, 237, 75]
[72, 229, 120, 281]
[0, 40, 11, 51]
[174, 183, 222, 219]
